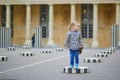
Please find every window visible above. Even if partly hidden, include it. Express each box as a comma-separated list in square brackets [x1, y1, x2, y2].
[82, 24, 87, 38]
[40, 5, 49, 38]
[1, 5, 14, 37]
[81, 4, 93, 38]
[89, 24, 93, 38]
[1, 5, 6, 27]
[42, 27, 47, 38]
[41, 14, 47, 22]
[11, 5, 14, 37]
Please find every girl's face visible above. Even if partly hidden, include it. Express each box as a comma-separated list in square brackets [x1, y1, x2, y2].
[73, 23, 80, 31]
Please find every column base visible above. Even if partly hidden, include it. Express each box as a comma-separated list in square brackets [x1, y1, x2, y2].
[46, 40, 57, 48]
[92, 40, 98, 48]
[24, 40, 32, 46]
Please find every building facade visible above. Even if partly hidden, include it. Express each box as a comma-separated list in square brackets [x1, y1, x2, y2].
[0, 0, 120, 48]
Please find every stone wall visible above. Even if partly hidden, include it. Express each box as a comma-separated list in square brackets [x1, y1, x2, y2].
[31, 5, 40, 38]
[53, 4, 70, 47]
[98, 4, 116, 48]
[0, 0, 119, 4]
[13, 5, 26, 46]
[0, 4, 117, 47]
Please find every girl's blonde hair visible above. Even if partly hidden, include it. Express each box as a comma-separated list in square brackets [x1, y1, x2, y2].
[69, 21, 77, 30]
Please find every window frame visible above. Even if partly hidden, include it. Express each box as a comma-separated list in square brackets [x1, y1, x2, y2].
[40, 5, 49, 38]
[81, 4, 93, 39]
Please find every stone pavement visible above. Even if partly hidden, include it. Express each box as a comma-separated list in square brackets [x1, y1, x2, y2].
[0, 48, 120, 80]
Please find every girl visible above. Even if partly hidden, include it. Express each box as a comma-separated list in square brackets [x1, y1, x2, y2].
[64, 21, 83, 68]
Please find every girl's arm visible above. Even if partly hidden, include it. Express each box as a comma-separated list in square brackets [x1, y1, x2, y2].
[64, 32, 70, 48]
[79, 32, 83, 47]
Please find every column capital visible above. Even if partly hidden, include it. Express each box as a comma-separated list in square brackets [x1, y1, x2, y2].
[93, 3, 98, 5]
[26, 4, 31, 6]
[115, 3, 120, 5]
[93, 4, 98, 6]
[5, 4, 11, 6]
[48, 4, 54, 6]
[70, 3, 76, 5]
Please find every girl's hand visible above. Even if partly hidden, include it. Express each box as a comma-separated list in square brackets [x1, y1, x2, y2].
[80, 46, 83, 48]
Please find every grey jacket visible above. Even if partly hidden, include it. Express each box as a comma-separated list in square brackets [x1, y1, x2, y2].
[64, 30, 83, 50]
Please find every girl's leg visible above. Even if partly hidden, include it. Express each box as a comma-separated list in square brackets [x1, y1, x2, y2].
[75, 49, 79, 68]
[70, 49, 74, 68]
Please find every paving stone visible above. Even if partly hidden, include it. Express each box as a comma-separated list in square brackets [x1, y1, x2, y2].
[84, 58, 102, 63]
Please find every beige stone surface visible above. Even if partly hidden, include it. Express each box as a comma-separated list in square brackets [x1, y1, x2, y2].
[0, 0, 119, 4]
[54, 4, 70, 47]
[31, 5, 40, 36]
[98, 4, 116, 48]
[13, 5, 26, 46]
[0, 4, 118, 47]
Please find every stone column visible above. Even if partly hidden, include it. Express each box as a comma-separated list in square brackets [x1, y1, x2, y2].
[6, 5, 11, 28]
[116, 4, 120, 45]
[92, 4, 98, 48]
[47, 4, 54, 46]
[25, 4, 31, 46]
[71, 4, 76, 22]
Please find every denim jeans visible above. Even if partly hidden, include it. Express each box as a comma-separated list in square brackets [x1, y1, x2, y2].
[69, 49, 79, 67]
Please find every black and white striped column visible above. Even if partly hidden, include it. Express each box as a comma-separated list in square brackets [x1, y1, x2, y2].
[23, 45, 31, 49]
[7, 47, 16, 51]
[112, 24, 119, 48]
[63, 66, 90, 74]
[35, 26, 41, 48]
[95, 53, 108, 57]
[40, 49, 53, 54]
[20, 52, 35, 56]
[0, 27, 11, 48]
[0, 56, 8, 61]
[84, 58, 102, 63]
[55, 48, 64, 52]
[101, 50, 112, 55]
